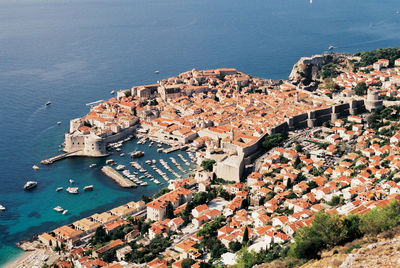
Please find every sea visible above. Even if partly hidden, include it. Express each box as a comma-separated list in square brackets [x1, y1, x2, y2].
[1, 0, 400, 266]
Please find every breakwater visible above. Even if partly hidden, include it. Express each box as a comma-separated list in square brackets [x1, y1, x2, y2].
[101, 166, 137, 188]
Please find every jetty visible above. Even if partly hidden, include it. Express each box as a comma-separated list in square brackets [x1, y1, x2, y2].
[101, 166, 137, 188]
[163, 145, 188, 154]
[40, 151, 79, 165]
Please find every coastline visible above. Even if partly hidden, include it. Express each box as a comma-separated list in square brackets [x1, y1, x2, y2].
[4, 248, 60, 268]
[4, 251, 33, 268]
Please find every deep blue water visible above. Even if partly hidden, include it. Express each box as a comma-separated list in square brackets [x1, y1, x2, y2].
[1, 0, 400, 266]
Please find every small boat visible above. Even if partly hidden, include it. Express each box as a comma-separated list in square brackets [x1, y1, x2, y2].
[110, 90, 115, 94]
[0, 205, 5, 211]
[105, 159, 115, 165]
[152, 160, 156, 164]
[116, 165, 126, 171]
[89, 163, 97, 168]
[69, 179, 75, 184]
[145, 160, 151, 165]
[66, 187, 79, 194]
[157, 148, 163, 152]
[56, 187, 63, 192]
[130, 151, 144, 158]
[24, 181, 38, 190]
[84, 185, 94, 191]
[54, 206, 64, 212]
[154, 70, 160, 74]
[45, 101, 52, 106]
[328, 45, 334, 50]
[57, 121, 62, 125]
[120, 153, 125, 157]
[32, 165, 39, 170]
[62, 210, 68, 215]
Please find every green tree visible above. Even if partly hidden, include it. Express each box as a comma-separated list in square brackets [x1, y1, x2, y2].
[295, 144, 303, 153]
[354, 82, 368, 96]
[229, 241, 242, 252]
[243, 226, 249, 244]
[181, 259, 195, 268]
[165, 202, 174, 219]
[201, 159, 216, 171]
[262, 133, 286, 151]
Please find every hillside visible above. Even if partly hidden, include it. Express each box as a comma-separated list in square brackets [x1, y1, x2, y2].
[256, 227, 400, 268]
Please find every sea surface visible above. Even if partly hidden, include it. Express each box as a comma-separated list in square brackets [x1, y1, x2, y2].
[1, 0, 400, 266]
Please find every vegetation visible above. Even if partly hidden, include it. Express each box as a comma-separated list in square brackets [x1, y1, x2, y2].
[127, 235, 171, 263]
[289, 201, 400, 260]
[354, 82, 368, 96]
[368, 106, 400, 130]
[182, 259, 195, 268]
[165, 202, 174, 219]
[153, 187, 171, 199]
[197, 216, 225, 237]
[321, 63, 340, 79]
[234, 244, 288, 268]
[354, 47, 400, 68]
[263, 133, 287, 151]
[201, 159, 216, 171]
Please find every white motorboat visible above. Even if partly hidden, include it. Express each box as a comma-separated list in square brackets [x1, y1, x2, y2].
[57, 121, 62, 125]
[66, 187, 79, 194]
[105, 159, 115, 165]
[0, 205, 5, 211]
[120, 153, 125, 157]
[45, 101, 52, 106]
[84, 185, 94, 191]
[110, 90, 115, 94]
[24, 181, 38, 190]
[116, 165, 126, 171]
[56, 187, 63, 192]
[145, 160, 151, 164]
[154, 70, 160, 74]
[54, 206, 64, 212]
[152, 159, 156, 164]
[89, 163, 97, 168]
[62, 210, 68, 215]
[69, 179, 75, 184]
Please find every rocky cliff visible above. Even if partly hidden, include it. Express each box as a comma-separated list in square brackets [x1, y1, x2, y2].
[289, 53, 352, 90]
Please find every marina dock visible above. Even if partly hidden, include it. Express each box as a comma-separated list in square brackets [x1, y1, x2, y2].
[40, 151, 79, 165]
[101, 166, 137, 188]
[163, 145, 188, 153]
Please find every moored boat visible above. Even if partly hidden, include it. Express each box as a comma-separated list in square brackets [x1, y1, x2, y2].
[54, 206, 64, 212]
[84, 185, 94, 191]
[130, 151, 144, 158]
[24, 181, 37, 190]
[66, 187, 79, 194]
[116, 165, 126, 171]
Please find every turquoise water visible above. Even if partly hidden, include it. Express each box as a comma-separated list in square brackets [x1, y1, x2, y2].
[1, 0, 400, 266]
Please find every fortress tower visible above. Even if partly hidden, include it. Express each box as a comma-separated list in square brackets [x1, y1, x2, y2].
[365, 89, 383, 112]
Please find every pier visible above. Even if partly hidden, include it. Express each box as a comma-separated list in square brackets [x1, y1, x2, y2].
[40, 151, 80, 165]
[163, 145, 188, 153]
[101, 166, 137, 188]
